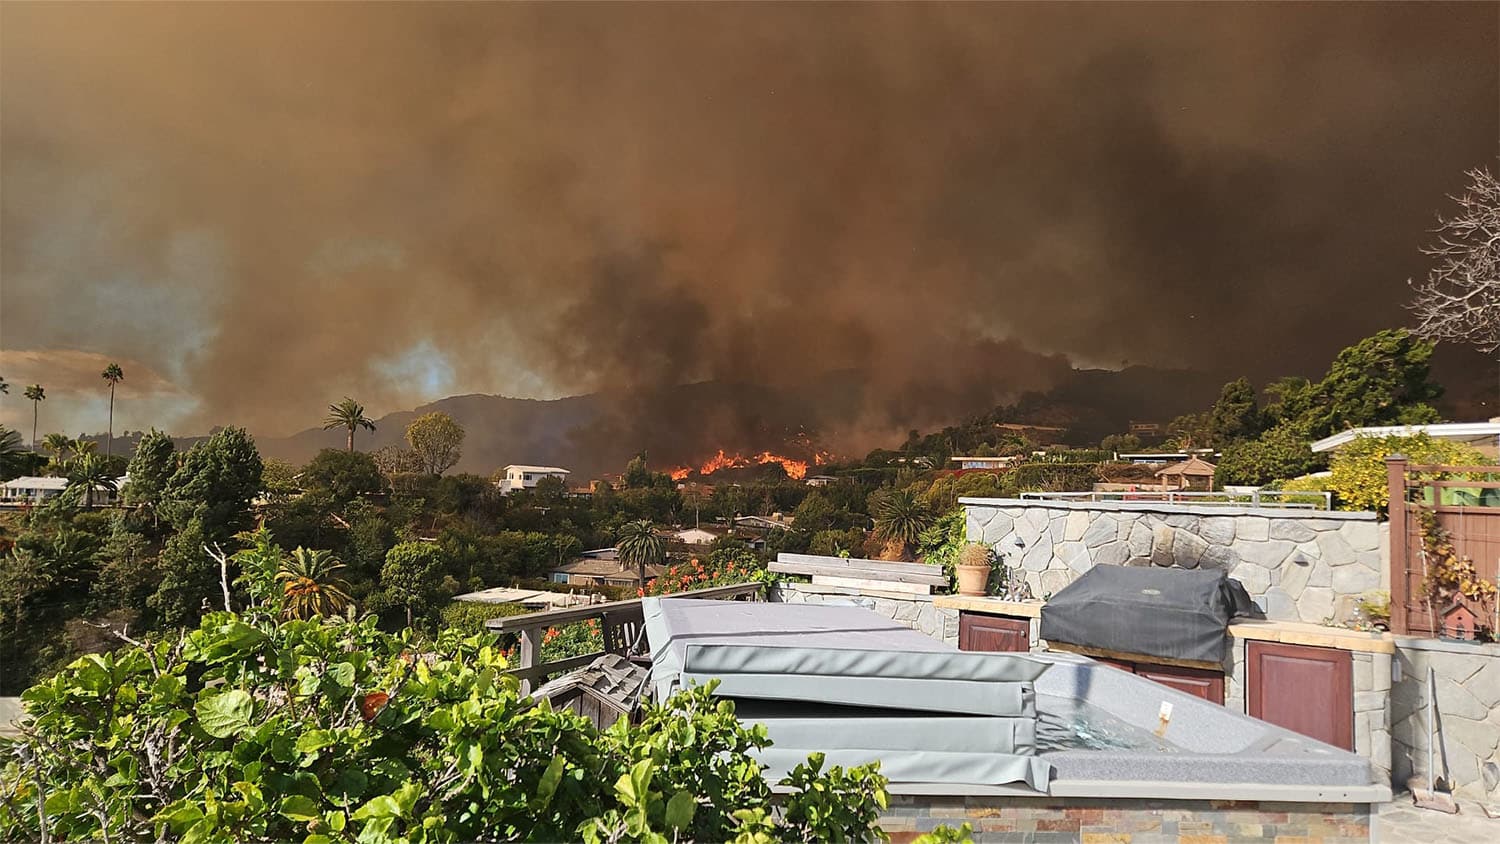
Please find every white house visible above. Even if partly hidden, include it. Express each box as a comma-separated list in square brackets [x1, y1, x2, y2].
[0, 475, 127, 506]
[950, 455, 1021, 471]
[495, 465, 571, 494]
[1309, 421, 1500, 457]
[674, 527, 721, 545]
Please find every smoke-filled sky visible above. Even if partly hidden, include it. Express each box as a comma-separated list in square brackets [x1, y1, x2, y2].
[2, 2, 1497, 441]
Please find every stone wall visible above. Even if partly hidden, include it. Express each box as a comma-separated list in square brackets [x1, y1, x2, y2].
[881, 795, 1372, 843]
[768, 581, 959, 646]
[962, 498, 1385, 623]
[1390, 636, 1500, 800]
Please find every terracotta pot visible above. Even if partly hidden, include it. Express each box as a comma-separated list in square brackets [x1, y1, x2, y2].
[956, 564, 990, 597]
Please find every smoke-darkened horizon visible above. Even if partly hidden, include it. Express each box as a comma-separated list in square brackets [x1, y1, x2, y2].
[2, 3, 1497, 450]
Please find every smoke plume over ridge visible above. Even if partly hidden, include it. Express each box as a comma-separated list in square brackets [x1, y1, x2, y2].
[1, 3, 1496, 448]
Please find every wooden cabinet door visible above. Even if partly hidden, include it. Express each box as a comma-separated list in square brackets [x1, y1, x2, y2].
[959, 613, 1030, 652]
[1247, 641, 1353, 750]
[1133, 663, 1225, 705]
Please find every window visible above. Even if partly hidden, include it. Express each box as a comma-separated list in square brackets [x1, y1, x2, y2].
[550, 572, 569, 584]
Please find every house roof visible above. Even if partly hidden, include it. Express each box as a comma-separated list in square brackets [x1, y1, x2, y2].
[1155, 456, 1218, 477]
[2, 476, 69, 490]
[503, 465, 571, 474]
[451, 587, 587, 607]
[553, 557, 666, 581]
[1309, 422, 1500, 454]
[734, 514, 794, 530]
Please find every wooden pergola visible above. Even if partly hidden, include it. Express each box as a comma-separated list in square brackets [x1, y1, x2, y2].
[1156, 456, 1217, 492]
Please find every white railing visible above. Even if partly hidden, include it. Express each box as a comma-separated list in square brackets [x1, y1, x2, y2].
[1018, 489, 1332, 511]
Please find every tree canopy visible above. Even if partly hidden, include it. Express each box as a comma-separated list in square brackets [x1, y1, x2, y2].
[404, 412, 464, 476]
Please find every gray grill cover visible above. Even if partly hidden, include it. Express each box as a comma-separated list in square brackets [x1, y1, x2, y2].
[642, 598, 1053, 790]
[1039, 565, 1248, 664]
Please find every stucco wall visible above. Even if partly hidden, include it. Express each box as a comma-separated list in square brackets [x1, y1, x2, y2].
[962, 498, 1386, 624]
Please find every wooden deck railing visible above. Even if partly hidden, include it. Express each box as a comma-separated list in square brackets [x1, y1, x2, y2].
[485, 581, 765, 692]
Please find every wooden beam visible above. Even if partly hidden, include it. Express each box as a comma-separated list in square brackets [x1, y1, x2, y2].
[518, 627, 541, 695]
[1387, 455, 1410, 636]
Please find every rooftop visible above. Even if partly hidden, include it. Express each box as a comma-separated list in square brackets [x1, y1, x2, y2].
[1309, 421, 1500, 453]
[503, 464, 571, 474]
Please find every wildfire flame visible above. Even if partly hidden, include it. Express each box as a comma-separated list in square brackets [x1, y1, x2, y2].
[669, 448, 831, 481]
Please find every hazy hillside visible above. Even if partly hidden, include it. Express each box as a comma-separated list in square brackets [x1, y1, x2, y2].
[258, 366, 1227, 479]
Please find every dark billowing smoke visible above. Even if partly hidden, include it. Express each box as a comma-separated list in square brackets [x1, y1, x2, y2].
[2, 3, 1496, 453]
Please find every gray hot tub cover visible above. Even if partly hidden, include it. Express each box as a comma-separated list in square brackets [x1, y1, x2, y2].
[1039, 564, 1251, 664]
[642, 598, 1054, 790]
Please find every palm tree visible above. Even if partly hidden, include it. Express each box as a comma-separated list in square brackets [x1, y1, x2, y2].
[73, 439, 98, 457]
[101, 363, 124, 457]
[616, 519, 666, 589]
[41, 433, 74, 470]
[66, 453, 117, 509]
[275, 548, 353, 620]
[871, 487, 933, 560]
[23, 385, 44, 450]
[0, 426, 23, 479]
[323, 397, 376, 451]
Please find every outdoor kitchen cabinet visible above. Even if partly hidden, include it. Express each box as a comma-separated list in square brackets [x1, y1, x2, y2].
[1246, 640, 1353, 751]
[958, 612, 1031, 653]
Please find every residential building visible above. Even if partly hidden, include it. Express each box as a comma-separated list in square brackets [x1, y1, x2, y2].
[805, 474, 838, 487]
[549, 557, 666, 589]
[0, 475, 127, 506]
[673, 527, 721, 545]
[495, 465, 570, 494]
[1309, 420, 1500, 457]
[1115, 450, 1219, 465]
[734, 514, 794, 531]
[950, 455, 1021, 471]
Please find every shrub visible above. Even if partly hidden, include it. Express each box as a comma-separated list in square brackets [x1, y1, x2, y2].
[0, 607, 906, 843]
[1325, 433, 1487, 513]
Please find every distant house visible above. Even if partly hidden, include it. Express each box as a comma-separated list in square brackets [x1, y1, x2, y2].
[579, 547, 620, 561]
[674, 527, 721, 545]
[495, 465, 571, 494]
[550, 557, 666, 588]
[0, 475, 126, 507]
[805, 475, 838, 487]
[734, 514, 794, 532]
[451, 586, 594, 610]
[1309, 421, 1500, 458]
[1115, 451, 1219, 465]
[950, 456, 1021, 471]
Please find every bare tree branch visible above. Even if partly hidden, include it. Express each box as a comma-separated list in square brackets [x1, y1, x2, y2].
[1408, 164, 1500, 351]
[206, 543, 233, 612]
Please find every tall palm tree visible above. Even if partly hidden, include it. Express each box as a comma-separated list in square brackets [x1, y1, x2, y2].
[101, 363, 124, 457]
[323, 397, 376, 451]
[73, 439, 98, 457]
[66, 453, 117, 509]
[871, 487, 933, 560]
[275, 548, 353, 620]
[23, 385, 44, 450]
[616, 519, 666, 589]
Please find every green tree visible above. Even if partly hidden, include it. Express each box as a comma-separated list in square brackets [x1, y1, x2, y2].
[100, 363, 124, 458]
[323, 397, 377, 451]
[0, 427, 24, 481]
[147, 518, 211, 628]
[41, 433, 74, 470]
[1215, 422, 1322, 486]
[160, 427, 264, 537]
[22, 385, 44, 450]
[1206, 377, 1263, 445]
[379, 541, 447, 627]
[123, 429, 176, 515]
[1310, 329, 1441, 437]
[65, 453, 117, 509]
[624, 453, 653, 489]
[616, 519, 665, 587]
[405, 411, 464, 475]
[871, 487, 933, 559]
[301, 448, 383, 504]
[276, 547, 353, 620]
[259, 458, 301, 500]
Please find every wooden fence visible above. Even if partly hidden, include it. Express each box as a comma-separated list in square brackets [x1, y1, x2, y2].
[1386, 455, 1500, 636]
[485, 581, 765, 693]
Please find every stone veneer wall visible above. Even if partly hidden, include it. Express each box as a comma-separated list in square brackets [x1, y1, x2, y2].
[962, 498, 1386, 623]
[1390, 636, 1500, 800]
[768, 581, 960, 646]
[881, 795, 1372, 843]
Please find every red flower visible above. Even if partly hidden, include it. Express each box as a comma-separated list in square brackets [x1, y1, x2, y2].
[637, 588, 645, 597]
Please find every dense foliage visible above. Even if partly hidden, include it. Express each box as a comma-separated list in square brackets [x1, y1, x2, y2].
[0, 604, 916, 843]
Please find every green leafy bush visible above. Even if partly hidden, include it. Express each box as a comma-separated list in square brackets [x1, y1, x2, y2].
[1325, 433, 1487, 513]
[0, 605, 902, 843]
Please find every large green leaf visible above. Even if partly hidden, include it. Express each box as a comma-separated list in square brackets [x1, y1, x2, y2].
[280, 794, 321, 822]
[664, 790, 696, 831]
[196, 689, 254, 738]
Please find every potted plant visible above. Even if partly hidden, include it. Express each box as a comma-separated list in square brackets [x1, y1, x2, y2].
[955, 542, 994, 597]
